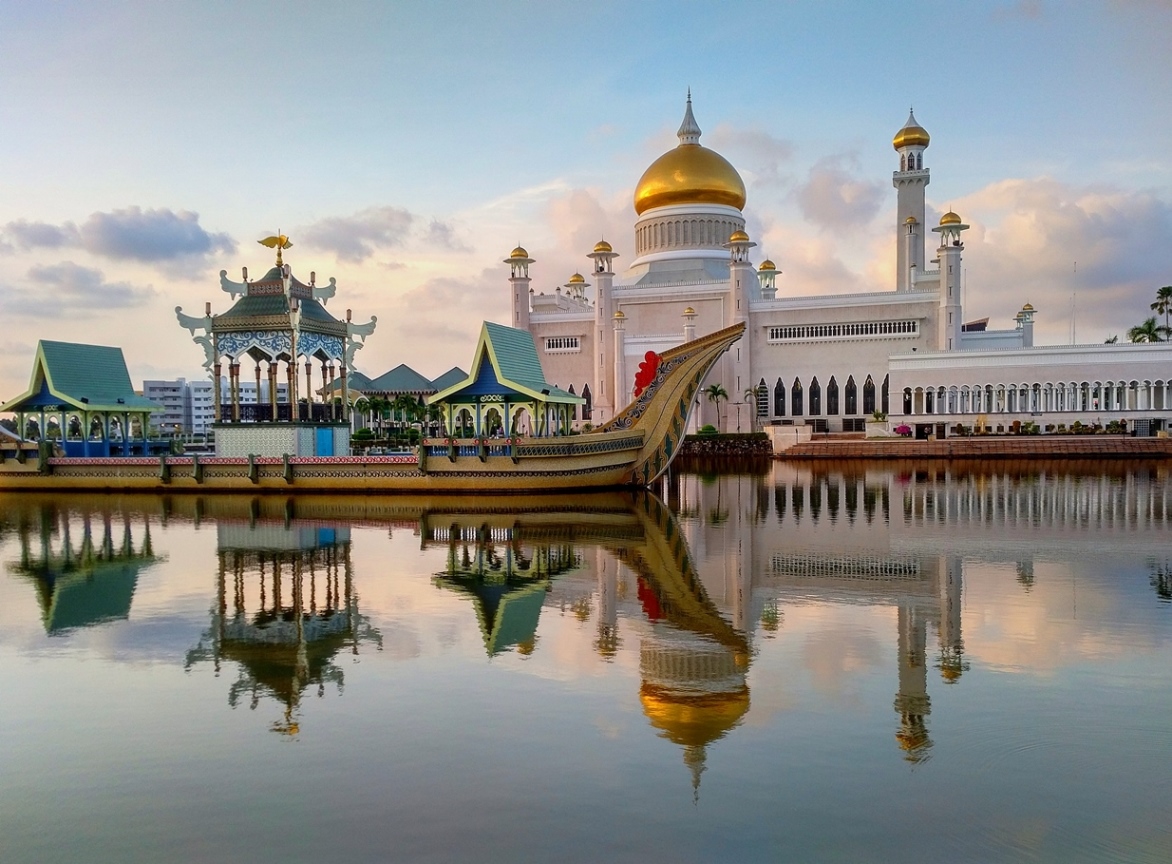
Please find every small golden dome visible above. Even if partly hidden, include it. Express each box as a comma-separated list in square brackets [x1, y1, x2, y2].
[893, 110, 930, 150]
[758, 259, 776, 271]
[509, 245, 529, 259]
[905, 215, 918, 224]
[1022, 302, 1035, 311]
[568, 272, 585, 284]
[593, 239, 613, 253]
[613, 310, 626, 319]
[728, 229, 750, 243]
[940, 211, 961, 226]
[683, 306, 696, 315]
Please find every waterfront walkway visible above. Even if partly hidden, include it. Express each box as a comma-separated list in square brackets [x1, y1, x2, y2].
[780, 435, 1172, 460]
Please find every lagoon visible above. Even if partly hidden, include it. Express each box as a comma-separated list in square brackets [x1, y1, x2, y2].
[1, 463, 1170, 863]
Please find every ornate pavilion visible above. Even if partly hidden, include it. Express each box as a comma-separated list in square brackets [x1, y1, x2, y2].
[176, 235, 378, 457]
[0, 340, 161, 457]
[428, 321, 584, 438]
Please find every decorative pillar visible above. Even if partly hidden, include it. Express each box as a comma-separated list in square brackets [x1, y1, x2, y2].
[932, 211, 968, 351]
[286, 360, 297, 417]
[613, 310, 627, 407]
[213, 361, 222, 422]
[268, 361, 279, 421]
[588, 240, 619, 423]
[255, 363, 262, 408]
[230, 361, 241, 422]
[505, 246, 535, 331]
[683, 306, 697, 343]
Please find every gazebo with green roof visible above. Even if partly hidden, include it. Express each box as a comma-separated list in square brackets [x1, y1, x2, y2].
[0, 340, 161, 457]
[428, 321, 584, 438]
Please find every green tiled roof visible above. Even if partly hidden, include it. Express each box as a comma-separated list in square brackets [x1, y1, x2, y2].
[370, 363, 434, 393]
[299, 297, 340, 324]
[483, 321, 548, 391]
[429, 322, 582, 405]
[430, 366, 466, 390]
[1, 340, 160, 413]
[220, 294, 288, 319]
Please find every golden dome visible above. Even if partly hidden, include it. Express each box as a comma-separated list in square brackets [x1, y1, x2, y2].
[1022, 302, 1035, 311]
[940, 210, 961, 226]
[893, 110, 930, 150]
[568, 272, 585, 284]
[905, 215, 918, 224]
[613, 310, 626, 319]
[683, 306, 696, 315]
[509, 245, 529, 259]
[728, 229, 750, 243]
[593, 239, 613, 253]
[758, 259, 776, 271]
[633, 97, 746, 215]
[639, 683, 749, 748]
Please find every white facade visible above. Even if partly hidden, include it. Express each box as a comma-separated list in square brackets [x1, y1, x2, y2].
[515, 101, 1172, 435]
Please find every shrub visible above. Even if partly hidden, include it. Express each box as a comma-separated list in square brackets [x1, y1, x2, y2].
[697, 424, 718, 436]
[352, 428, 374, 440]
[893, 424, 912, 437]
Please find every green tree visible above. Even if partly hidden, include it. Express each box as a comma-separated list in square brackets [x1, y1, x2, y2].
[1104, 335, 1118, 344]
[1151, 285, 1172, 336]
[704, 383, 728, 432]
[1127, 317, 1165, 343]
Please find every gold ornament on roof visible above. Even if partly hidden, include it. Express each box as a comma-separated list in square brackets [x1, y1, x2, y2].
[759, 259, 776, 271]
[259, 233, 293, 265]
[568, 272, 585, 284]
[593, 239, 613, 253]
[728, 229, 750, 243]
[940, 211, 961, 226]
[509, 245, 529, 259]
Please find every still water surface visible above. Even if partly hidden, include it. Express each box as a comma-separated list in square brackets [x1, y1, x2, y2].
[1, 463, 1170, 863]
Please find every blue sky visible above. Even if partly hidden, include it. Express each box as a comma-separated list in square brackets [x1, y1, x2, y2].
[2, 0, 1171, 393]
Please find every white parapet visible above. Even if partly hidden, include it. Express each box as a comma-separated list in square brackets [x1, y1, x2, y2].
[765, 425, 813, 453]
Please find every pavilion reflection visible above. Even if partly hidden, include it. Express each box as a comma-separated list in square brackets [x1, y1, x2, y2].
[184, 517, 382, 736]
[4, 502, 159, 634]
[423, 492, 751, 795]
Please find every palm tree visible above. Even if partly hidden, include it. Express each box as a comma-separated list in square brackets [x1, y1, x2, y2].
[1151, 285, 1172, 336]
[1127, 317, 1165, 343]
[704, 383, 728, 432]
[353, 397, 370, 429]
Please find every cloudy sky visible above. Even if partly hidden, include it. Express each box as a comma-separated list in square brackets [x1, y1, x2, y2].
[2, 0, 1171, 395]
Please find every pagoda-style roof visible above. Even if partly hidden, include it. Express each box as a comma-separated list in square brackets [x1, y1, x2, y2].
[430, 366, 467, 391]
[370, 363, 435, 394]
[212, 263, 346, 336]
[324, 364, 468, 399]
[429, 322, 583, 406]
[0, 340, 160, 415]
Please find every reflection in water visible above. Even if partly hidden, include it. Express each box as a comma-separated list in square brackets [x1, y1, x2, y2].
[2, 459, 1162, 858]
[5, 504, 160, 634]
[421, 494, 751, 794]
[184, 519, 383, 735]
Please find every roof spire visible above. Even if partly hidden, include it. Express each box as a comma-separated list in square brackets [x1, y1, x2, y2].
[677, 90, 701, 145]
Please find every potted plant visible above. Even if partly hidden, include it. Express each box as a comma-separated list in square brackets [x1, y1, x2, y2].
[866, 411, 889, 438]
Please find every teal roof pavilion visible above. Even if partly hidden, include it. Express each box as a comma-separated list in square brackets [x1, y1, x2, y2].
[0, 340, 160, 414]
[429, 322, 583, 406]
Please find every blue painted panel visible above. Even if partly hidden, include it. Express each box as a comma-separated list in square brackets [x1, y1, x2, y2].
[315, 427, 334, 456]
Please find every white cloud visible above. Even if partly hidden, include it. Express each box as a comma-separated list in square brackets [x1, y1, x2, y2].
[1, 261, 155, 317]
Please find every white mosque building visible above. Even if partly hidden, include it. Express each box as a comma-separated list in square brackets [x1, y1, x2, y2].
[507, 98, 1172, 437]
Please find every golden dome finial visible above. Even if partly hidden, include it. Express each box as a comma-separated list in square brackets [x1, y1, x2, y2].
[634, 98, 746, 215]
[893, 109, 930, 151]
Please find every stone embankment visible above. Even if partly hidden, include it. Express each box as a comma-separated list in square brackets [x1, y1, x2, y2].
[678, 433, 773, 458]
[780, 436, 1172, 460]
